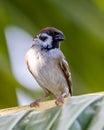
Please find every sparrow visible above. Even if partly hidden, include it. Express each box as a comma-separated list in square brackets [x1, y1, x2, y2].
[25, 27, 72, 107]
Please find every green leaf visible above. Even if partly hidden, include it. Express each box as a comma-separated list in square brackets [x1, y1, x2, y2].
[0, 93, 104, 130]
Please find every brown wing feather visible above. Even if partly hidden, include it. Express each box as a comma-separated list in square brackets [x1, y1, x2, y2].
[59, 57, 72, 96]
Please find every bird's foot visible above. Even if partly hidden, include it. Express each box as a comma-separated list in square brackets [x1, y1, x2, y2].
[30, 93, 50, 107]
[30, 99, 41, 107]
[55, 95, 64, 105]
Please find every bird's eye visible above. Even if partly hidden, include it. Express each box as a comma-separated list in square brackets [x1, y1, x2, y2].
[39, 35, 47, 41]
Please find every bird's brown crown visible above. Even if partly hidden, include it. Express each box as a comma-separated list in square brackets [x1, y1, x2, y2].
[39, 27, 62, 34]
[36, 27, 63, 38]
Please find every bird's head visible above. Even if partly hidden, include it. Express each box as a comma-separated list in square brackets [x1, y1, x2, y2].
[33, 27, 65, 50]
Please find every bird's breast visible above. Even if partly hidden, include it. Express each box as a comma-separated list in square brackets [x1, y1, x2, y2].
[26, 48, 69, 97]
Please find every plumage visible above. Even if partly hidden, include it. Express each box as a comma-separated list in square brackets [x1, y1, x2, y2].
[26, 27, 72, 106]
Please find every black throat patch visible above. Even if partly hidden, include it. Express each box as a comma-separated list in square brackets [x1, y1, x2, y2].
[41, 41, 60, 51]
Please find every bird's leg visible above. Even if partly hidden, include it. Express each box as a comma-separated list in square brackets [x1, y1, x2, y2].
[30, 93, 49, 107]
[55, 92, 67, 105]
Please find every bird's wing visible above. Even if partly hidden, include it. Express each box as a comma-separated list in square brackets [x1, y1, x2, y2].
[59, 56, 72, 96]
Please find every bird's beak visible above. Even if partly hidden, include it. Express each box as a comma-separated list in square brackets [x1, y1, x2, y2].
[55, 33, 65, 41]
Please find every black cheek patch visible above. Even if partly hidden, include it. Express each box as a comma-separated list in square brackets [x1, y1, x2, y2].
[39, 35, 47, 41]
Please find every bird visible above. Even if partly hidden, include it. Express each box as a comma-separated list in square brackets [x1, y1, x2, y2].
[25, 27, 72, 107]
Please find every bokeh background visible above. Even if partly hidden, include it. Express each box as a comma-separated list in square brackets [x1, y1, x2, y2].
[0, 0, 104, 108]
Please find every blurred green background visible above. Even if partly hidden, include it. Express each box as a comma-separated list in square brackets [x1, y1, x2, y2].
[0, 0, 104, 108]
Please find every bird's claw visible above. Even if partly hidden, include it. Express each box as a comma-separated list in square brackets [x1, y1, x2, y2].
[30, 99, 40, 107]
[55, 95, 64, 105]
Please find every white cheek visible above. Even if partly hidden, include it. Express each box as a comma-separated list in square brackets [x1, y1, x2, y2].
[43, 36, 52, 47]
[33, 33, 53, 48]
[40, 33, 53, 47]
[34, 37, 52, 48]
